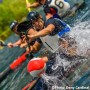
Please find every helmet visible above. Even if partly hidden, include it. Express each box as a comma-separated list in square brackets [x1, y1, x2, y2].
[27, 11, 39, 21]
[17, 20, 32, 33]
[10, 20, 18, 31]
[44, 0, 70, 15]
[27, 58, 46, 78]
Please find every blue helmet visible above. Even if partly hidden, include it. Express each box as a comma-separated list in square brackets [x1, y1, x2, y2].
[27, 11, 39, 21]
[10, 20, 18, 30]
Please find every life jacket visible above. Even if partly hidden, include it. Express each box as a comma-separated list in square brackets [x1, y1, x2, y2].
[40, 18, 70, 53]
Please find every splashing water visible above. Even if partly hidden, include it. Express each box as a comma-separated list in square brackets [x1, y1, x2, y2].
[69, 21, 90, 57]
[41, 21, 90, 90]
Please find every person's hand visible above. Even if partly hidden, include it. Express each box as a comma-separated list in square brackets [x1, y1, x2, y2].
[20, 35, 26, 42]
[26, 46, 33, 52]
[20, 43, 28, 48]
[27, 35, 35, 41]
[26, 2, 31, 8]
[7, 42, 14, 48]
[7, 42, 18, 48]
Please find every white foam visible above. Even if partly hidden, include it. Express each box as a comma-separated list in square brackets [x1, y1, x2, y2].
[42, 21, 90, 89]
[69, 21, 90, 56]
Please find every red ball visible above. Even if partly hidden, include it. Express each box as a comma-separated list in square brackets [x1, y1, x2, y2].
[27, 58, 46, 78]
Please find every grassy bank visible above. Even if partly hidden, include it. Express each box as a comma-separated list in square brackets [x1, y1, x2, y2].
[0, 0, 35, 40]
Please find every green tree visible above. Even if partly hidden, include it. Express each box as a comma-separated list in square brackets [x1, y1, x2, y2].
[0, 0, 29, 40]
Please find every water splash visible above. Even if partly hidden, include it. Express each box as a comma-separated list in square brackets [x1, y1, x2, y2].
[69, 21, 90, 57]
[42, 21, 90, 90]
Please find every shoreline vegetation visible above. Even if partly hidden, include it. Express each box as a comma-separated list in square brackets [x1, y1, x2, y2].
[0, 0, 35, 40]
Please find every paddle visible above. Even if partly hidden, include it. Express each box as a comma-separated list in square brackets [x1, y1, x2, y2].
[0, 40, 7, 49]
[0, 40, 19, 50]
[0, 40, 7, 46]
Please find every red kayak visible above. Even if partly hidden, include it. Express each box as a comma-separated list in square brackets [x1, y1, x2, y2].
[10, 51, 28, 70]
[0, 51, 31, 83]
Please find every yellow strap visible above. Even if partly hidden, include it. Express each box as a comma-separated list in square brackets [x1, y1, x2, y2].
[26, 0, 31, 12]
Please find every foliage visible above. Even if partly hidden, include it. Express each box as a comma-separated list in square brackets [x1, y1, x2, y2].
[0, 0, 29, 40]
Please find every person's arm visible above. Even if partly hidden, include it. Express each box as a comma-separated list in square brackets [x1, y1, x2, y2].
[7, 39, 22, 48]
[26, 2, 40, 8]
[20, 42, 28, 48]
[28, 24, 55, 40]
[13, 39, 22, 46]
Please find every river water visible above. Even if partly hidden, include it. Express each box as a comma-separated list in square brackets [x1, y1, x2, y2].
[0, 0, 90, 90]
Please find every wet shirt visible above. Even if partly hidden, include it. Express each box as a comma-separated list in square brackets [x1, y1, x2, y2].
[45, 17, 66, 36]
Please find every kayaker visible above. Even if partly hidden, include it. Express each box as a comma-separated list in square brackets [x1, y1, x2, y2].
[8, 20, 43, 54]
[26, 11, 90, 59]
[7, 20, 28, 48]
[26, 11, 77, 57]
[26, 0, 70, 16]
[26, 11, 70, 39]
[7, 20, 41, 53]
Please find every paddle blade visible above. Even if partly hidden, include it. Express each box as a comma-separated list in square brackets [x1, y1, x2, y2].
[0, 40, 5, 49]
